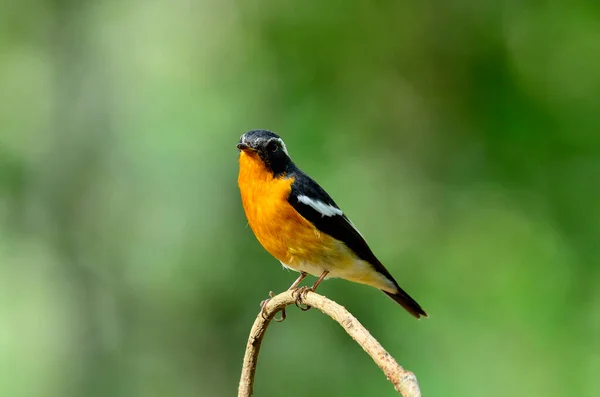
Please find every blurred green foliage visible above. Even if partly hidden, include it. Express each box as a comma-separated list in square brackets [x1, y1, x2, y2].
[1, 1, 599, 396]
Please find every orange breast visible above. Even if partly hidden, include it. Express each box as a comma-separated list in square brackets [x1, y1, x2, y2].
[237, 151, 342, 269]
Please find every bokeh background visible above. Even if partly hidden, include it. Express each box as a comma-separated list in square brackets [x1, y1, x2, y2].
[1, 1, 599, 396]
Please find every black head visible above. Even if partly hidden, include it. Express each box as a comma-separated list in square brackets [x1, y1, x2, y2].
[237, 130, 292, 176]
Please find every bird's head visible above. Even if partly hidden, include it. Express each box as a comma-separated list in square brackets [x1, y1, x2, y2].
[237, 130, 292, 176]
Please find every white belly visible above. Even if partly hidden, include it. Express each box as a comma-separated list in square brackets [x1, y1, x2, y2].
[279, 255, 396, 292]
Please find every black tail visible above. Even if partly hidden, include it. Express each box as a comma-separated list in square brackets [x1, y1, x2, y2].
[383, 287, 428, 319]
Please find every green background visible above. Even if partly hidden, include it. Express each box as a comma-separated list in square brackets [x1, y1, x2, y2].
[1, 1, 599, 396]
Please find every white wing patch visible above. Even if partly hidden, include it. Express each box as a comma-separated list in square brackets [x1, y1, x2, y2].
[297, 195, 343, 217]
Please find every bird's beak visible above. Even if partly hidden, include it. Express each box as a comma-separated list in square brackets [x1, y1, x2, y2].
[237, 143, 257, 152]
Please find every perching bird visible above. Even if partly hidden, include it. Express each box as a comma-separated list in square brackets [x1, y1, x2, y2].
[237, 130, 427, 319]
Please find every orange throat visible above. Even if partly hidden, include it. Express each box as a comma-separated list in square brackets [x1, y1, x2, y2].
[238, 151, 296, 262]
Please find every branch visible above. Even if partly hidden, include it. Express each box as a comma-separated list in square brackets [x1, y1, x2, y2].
[238, 290, 422, 397]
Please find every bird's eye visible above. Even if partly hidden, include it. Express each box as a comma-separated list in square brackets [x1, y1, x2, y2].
[267, 141, 278, 152]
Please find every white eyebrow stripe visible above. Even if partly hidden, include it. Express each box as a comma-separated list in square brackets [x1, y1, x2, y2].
[275, 138, 289, 155]
[297, 195, 343, 217]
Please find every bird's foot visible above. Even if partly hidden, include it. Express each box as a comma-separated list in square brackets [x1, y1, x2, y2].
[260, 291, 286, 322]
[293, 286, 314, 311]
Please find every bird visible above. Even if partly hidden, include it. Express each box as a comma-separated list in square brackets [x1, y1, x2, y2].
[237, 129, 427, 319]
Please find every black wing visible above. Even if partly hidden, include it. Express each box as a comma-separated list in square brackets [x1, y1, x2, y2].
[287, 170, 397, 284]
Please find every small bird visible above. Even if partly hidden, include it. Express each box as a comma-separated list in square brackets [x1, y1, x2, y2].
[237, 130, 427, 319]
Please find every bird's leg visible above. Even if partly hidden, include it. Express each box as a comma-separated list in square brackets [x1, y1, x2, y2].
[294, 270, 329, 311]
[260, 272, 308, 322]
[309, 270, 329, 292]
[288, 271, 309, 290]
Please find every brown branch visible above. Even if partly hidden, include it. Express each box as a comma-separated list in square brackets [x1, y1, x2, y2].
[238, 290, 422, 397]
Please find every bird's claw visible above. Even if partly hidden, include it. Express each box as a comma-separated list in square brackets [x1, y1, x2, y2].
[259, 283, 315, 321]
[260, 291, 286, 322]
[293, 286, 313, 311]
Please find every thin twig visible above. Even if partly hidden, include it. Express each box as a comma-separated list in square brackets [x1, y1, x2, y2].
[238, 290, 422, 397]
